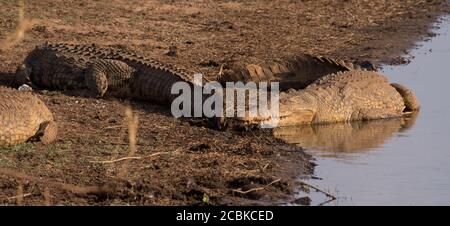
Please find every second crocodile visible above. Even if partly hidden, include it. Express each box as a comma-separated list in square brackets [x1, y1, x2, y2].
[15, 43, 208, 104]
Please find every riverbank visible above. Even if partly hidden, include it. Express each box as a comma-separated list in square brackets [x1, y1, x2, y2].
[0, 0, 449, 205]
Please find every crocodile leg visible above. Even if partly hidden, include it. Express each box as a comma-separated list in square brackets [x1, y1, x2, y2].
[30, 120, 58, 144]
[85, 59, 135, 97]
[391, 83, 420, 113]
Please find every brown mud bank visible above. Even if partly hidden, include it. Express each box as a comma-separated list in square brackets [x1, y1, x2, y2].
[0, 0, 449, 205]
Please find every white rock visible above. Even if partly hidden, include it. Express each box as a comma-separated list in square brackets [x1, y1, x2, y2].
[18, 84, 33, 92]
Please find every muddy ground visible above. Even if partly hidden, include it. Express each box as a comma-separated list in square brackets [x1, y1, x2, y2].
[0, 0, 449, 205]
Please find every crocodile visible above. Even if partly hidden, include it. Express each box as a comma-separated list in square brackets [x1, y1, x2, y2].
[16, 43, 419, 129]
[16, 43, 208, 104]
[218, 70, 420, 129]
[17, 43, 377, 104]
[219, 54, 375, 91]
[0, 86, 57, 147]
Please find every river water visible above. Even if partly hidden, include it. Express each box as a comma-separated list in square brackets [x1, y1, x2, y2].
[275, 17, 450, 205]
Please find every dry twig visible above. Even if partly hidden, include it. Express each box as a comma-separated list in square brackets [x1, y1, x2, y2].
[0, 0, 35, 50]
[117, 106, 139, 178]
[89, 152, 168, 164]
[300, 181, 337, 200]
[232, 178, 281, 194]
[8, 193, 32, 201]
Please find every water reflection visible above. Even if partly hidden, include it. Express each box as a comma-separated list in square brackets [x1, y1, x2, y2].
[274, 113, 418, 154]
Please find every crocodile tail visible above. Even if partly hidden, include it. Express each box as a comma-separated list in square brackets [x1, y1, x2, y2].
[220, 54, 371, 91]
[311, 55, 356, 70]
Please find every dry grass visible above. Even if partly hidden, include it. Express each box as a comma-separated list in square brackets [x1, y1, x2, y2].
[117, 106, 139, 178]
[0, 0, 34, 50]
[15, 181, 23, 205]
[43, 186, 51, 206]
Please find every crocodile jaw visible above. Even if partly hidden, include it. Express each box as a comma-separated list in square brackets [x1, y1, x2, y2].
[275, 108, 316, 127]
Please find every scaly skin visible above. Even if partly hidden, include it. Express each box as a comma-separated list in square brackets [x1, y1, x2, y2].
[15, 43, 106, 91]
[16, 43, 207, 104]
[84, 59, 136, 97]
[0, 86, 57, 147]
[220, 70, 420, 128]
[219, 54, 374, 91]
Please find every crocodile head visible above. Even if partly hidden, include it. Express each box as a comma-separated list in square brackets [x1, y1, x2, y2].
[212, 98, 317, 130]
[15, 63, 32, 86]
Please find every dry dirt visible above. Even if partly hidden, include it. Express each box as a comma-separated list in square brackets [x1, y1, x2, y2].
[0, 0, 449, 205]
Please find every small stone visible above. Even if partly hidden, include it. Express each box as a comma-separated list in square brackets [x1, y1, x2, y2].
[18, 84, 33, 92]
[293, 197, 312, 206]
[165, 45, 177, 57]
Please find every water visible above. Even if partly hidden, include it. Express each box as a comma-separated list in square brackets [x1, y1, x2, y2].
[275, 17, 450, 205]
